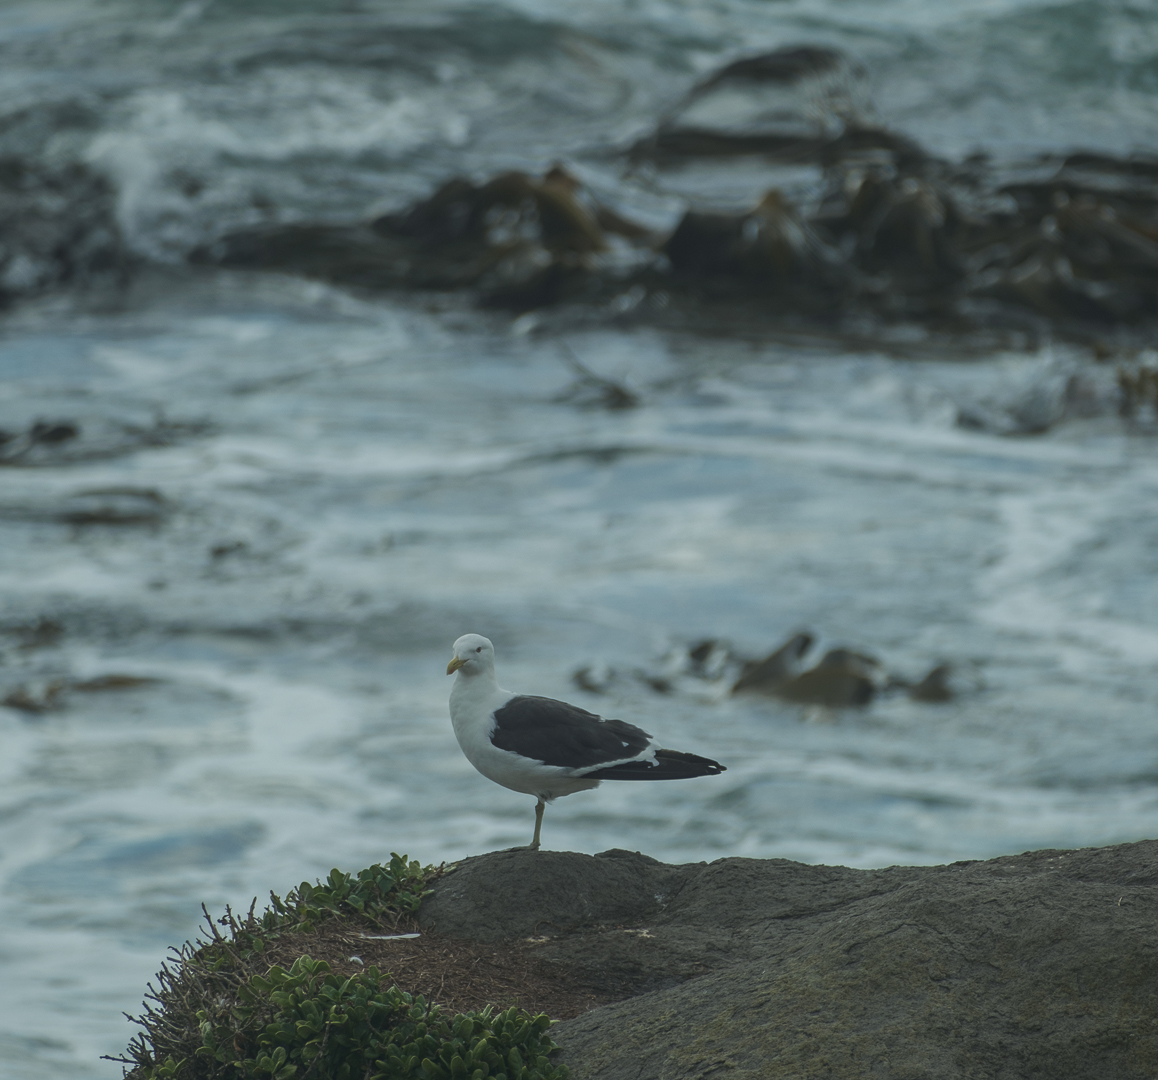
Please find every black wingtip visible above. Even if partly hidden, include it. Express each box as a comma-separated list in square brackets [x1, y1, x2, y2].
[585, 748, 726, 781]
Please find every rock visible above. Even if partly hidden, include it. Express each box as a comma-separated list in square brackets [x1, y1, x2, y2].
[731, 631, 814, 693]
[1117, 359, 1158, 421]
[845, 173, 964, 289]
[191, 58, 1158, 337]
[571, 664, 615, 694]
[200, 165, 650, 310]
[0, 419, 81, 463]
[685, 639, 731, 680]
[417, 842, 1158, 1079]
[664, 190, 851, 306]
[0, 156, 130, 304]
[0, 417, 208, 467]
[71, 674, 159, 691]
[954, 361, 1120, 436]
[0, 486, 169, 526]
[1, 672, 159, 713]
[634, 46, 918, 170]
[56, 487, 168, 526]
[774, 647, 878, 707]
[29, 420, 80, 444]
[732, 635, 877, 707]
[554, 347, 640, 411]
[908, 662, 954, 703]
[970, 172, 1158, 325]
[2, 616, 64, 650]
[1, 679, 66, 713]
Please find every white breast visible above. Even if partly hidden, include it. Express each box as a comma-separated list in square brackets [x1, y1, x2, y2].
[448, 676, 601, 800]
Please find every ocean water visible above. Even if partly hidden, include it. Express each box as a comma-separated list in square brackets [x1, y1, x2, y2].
[2, 1, 1158, 1077]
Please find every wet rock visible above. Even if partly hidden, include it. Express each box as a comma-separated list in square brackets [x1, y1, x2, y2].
[572, 664, 615, 695]
[196, 222, 415, 290]
[0, 157, 130, 304]
[554, 348, 640, 411]
[633, 669, 675, 695]
[193, 55, 1158, 337]
[0, 417, 208, 467]
[1, 672, 158, 713]
[57, 488, 168, 526]
[908, 662, 954, 703]
[732, 634, 877, 707]
[572, 640, 740, 700]
[684, 639, 732, 680]
[665, 190, 850, 305]
[585, 634, 974, 711]
[968, 173, 1158, 325]
[4, 616, 64, 651]
[71, 674, 160, 692]
[378, 168, 607, 257]
[955, 361, 1120, 435]
[30, 420, 80, 445]
[210, 540, 248, 559]
[634, 46, 918, 169]
[418, 842, 1158, 1080]
[0, 487, 169, 526]
[841, 172, 964, 289]
[1, 679, 65, 713]
[774, 647, 878, 707]
[1117, 358, 1158, 422]
[731, 631, 813, 693]
[201, 165, 651, 310]
[0, 419, 81, 463]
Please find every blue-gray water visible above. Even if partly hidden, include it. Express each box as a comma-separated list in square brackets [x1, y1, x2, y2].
[2, 1, 1158, 1077]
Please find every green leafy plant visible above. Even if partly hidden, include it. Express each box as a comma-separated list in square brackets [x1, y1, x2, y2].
[195, 955, 566, 1080]
[110, 854, 569, 1080]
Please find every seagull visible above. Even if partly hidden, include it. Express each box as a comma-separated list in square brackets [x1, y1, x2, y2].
[446, 633, 726, 850]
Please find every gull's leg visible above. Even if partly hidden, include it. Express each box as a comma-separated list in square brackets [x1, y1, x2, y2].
[529, 798, 545, 850]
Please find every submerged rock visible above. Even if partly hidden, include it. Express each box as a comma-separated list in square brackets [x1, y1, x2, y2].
[908, 662, 954, 703]
[191, 49, 1158, 338]
[0, 157, 129, 304]
[732, 633, 878, 706]
[731, 631, 814, 693]
[419, 842, 1158, 1079]
[198, 165, 653, 310]
[1117, 357, 1158, 423]
[633, 45, 917, 169]
[0, 416, 209, 467]
[582, 633, 969, 710]
[664, 190, 852, 307]
[1, 672, 159, 714]
[553, 347, 641, 411]
[773, 647, 878, 707]
[954, 361, 1121, 435]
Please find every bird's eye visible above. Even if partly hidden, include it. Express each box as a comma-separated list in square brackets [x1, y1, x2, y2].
[475, 647, 482, 653]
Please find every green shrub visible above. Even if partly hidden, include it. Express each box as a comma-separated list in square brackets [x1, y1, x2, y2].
[112, 854, 567, 1080]
[196, 955, 566, 1080]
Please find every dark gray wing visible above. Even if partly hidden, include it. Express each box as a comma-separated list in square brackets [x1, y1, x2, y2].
[490, 695, 653, 769]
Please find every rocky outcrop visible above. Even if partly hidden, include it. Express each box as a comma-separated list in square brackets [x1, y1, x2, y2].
[190, 46, 1158, 341]
[418, 841, 1158, 1079]
[0, 156, 130, 304]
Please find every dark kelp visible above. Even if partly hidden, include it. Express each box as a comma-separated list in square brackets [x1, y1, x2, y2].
[192, 47, 1158, 341]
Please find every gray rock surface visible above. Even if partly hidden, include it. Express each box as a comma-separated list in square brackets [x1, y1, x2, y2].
[418, 841, 1158, 1079]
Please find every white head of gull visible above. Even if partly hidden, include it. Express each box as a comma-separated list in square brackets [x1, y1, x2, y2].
[446, 633, 725, 850]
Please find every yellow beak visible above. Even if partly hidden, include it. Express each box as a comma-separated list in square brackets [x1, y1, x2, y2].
[447, 656, 465, 675]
